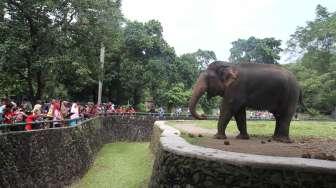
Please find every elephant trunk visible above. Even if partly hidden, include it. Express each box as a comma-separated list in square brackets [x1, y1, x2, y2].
[189, 73, 207, 120]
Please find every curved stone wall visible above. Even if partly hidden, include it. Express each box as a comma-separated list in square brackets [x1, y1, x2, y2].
[0, 116, 154, 187]
[150, 121, 336, 187]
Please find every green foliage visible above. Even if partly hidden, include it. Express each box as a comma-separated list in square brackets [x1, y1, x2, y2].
[286, 5, 336, 115]
[199, 96, 220, 115]
[118, 20, 176, 106]
[136, 103, 146, 112]
[229, 37, 282, 64]
[0, 0, 221, 112]
[0, 0, 123, 101]
[1, 2, 334, 117]
[160, 83, 191, 112]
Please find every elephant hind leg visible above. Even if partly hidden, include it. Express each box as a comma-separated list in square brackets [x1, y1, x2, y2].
[234, 108, 249, 139]
[273, 114, 293, 143]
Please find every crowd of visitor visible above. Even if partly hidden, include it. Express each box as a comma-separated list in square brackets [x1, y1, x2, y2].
[247, 111, 274, 120]
[0, 97, 279, 132]
[0, 98, 136, 132]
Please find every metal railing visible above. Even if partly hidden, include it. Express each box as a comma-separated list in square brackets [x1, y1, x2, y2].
[0, 112, 334, 132]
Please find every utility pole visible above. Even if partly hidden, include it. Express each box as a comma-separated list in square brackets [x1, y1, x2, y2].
[97, 42, 105, 105]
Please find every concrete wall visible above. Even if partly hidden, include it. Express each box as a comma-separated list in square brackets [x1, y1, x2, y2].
[0, 116, 154, 187]
[150, 121, 336, 188]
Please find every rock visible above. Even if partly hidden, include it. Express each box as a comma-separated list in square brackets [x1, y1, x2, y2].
[192, 173, 200, 183]
[301, 153, 311, 158]
[326, 155, 336, 161]
[224, 141, 230, 145]
[203, 181, 214, 187]
[188, 133, 195, 138]
[261, 140, 266, 144]
[314, 153, 328, 160]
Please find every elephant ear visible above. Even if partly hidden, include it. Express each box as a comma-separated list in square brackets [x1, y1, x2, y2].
[217, 66, 238, 87]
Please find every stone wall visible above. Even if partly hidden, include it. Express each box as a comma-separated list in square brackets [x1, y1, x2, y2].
[150, 121, 336, 188]
[0, 116, 154, 187]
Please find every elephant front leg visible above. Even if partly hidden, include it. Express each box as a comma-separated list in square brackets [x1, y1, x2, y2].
[214, 101, 232, 139]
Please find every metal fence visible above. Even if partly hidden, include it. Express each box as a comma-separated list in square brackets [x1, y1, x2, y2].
[0, 112, 334, 133]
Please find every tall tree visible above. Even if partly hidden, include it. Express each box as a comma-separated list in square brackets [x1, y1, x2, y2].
[287, 4, 336, 73]
[166, 49, 218, 113]
[0, 0, 123, 102]
[0, 1, 63, 101]
[286, 4, 336, 115]
[118, 20, 175, 107]
[229, 37, 282, 64]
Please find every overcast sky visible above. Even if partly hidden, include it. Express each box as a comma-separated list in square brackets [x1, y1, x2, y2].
[122, 0, 336, 63]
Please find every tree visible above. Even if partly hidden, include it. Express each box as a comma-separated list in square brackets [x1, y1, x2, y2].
[0, 1, 62, 101]
[229, 37, 282, 64]
[171, 49, 217, 89]
[118, 20, 176, 107]
[160, 83, 191, 113]
[0, 0, 123, 102]
[199, 95, 220, 115]
[0, 0, 220, 113]
[286, 5, 336, 115]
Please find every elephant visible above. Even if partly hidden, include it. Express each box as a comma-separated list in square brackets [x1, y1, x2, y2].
[189, 61, 302, 142]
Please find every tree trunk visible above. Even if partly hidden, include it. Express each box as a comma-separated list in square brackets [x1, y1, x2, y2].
[0, 2, 5, 22]
[132, 89, 141, 109]
[26, 62, 35, 102]
[34, 70, 44, 102]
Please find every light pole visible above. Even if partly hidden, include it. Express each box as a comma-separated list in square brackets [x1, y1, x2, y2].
[97, 42, 105, 105]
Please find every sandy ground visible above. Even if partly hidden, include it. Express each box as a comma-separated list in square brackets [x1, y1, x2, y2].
[174, 124, 336, 160]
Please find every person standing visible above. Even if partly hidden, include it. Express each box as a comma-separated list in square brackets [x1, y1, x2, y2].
[3, 103, 14, 125]
[61, 101, 69, 119]
[0, 98, 6, 124]
[13, 107, 27, 131]
[25, 109, 39, 131]
[52, 100, 63, 127]
[159, 106, 165, 120]
[32, 100, 42, 115]
[22, 98, 32, 114]
[69, 102, 80, 126]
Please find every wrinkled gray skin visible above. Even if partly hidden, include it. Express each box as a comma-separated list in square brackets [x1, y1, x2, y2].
[189, 61, 301, 142]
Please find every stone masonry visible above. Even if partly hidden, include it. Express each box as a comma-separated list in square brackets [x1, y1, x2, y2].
[0, 116, 154, 187]
[149, 121, 336, 188]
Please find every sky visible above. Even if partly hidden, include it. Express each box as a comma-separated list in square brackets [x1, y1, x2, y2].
[122, 0, 336, 63]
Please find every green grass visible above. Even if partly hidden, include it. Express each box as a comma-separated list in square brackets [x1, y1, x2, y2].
[72, 142, 152, 188]
[168, 120, 336, 139]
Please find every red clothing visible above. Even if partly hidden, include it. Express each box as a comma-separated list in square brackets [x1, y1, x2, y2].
[3, 111, 13, 124]
[25, 114, 37, 131]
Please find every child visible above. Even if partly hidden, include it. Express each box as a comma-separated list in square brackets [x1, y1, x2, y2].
[25, 109, 39, 131]
[13, 107, 27, 131]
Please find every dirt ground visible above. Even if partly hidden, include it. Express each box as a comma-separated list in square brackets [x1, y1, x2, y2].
[174, 124, 336, 161]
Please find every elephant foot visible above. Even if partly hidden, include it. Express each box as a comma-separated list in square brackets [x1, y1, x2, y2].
[236, 133, 250, 140]
[214, 133, 227, 139]
[272, 136, 293, 143]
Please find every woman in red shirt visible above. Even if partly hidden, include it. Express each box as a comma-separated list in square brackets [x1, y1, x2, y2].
[3, 104, 14, 124]
[25, 109, 39, 131]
